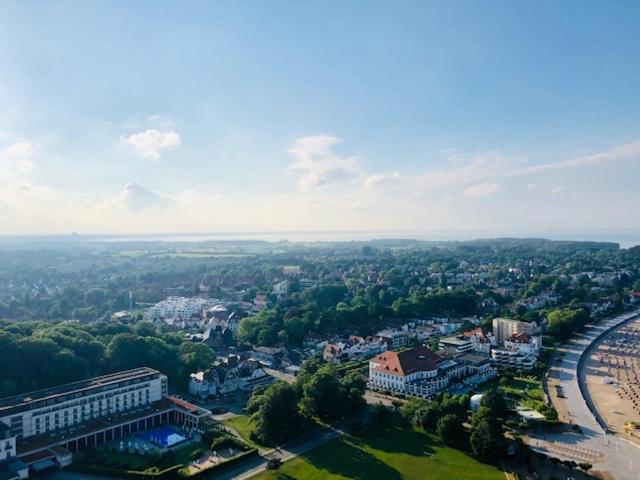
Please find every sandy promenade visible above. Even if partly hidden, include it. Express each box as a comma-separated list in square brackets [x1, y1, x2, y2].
[583, 318, 640, 442]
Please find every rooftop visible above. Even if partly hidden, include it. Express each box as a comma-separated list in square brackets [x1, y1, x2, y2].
[507, 333, 532, 343]
[0, 367, 160, 413]
[440, 336, 470, 346]
[372, 346, 443, 377]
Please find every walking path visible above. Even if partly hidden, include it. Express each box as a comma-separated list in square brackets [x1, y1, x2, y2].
[213, 417, 356, 480]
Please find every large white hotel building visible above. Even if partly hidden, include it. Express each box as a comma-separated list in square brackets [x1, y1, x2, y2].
[0, 367, 210, 478]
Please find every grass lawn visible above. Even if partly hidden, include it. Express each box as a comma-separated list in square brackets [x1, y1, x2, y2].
[224, 415, 264, 450]
[500, 376, 546, 412]
[251, 418, 504, 480]
[168, 441, 211, 466]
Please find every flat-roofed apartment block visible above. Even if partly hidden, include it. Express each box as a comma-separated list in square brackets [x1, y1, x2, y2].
[0, 367, 211, 478]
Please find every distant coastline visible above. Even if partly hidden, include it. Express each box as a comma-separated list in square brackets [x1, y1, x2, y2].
[0, 229, 638, 249]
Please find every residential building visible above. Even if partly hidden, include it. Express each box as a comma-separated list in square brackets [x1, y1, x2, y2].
[145, 296, 217, 324]
[323, 343, 347, 363]
[412, 325, 439, 341]
[299, 278, 319, 289]
[110, 311, 132, 323]
[461, 327, 494, 354]
[375, 329, 409, 349]
[492, 317, 535, 345]
[189, 356, 272, 398]
[273, 280, 289, 295]
[368, 346, 496, 399]
[249, 346, 285, 367]
[253, 294, 270, 310]
[439, 336, 473, 353]
[516, 293, 560, 311]
[0, 422, 16, 462]
[491, 333, 542, 370]
[322, 336, 387, 363]
[282, 266, 301, 277]
[0, 368, 211, 477]
[439, 328, 494, 354]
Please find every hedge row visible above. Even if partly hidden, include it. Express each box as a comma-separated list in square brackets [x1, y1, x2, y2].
[70, 463, 183, 479]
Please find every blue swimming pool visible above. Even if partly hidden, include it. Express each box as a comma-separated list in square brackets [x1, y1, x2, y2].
[139, 426, 187, 448]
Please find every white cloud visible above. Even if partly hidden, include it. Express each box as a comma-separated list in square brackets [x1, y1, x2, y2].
[2, 134, 640, 235]
[125, 129, 181, 159]
[512, 141, 640, 176]
[549, 185, 567, 195]
[120, 182, 174, 212]
[288, 135, 362, 190]
[363, 171, 404, 190]
[0, 142, 35, 179]
[462, 182, 500, 197]
[362, 153, 507, 198]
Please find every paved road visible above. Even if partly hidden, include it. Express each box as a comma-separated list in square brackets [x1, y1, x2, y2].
[529, 309, 640, 480]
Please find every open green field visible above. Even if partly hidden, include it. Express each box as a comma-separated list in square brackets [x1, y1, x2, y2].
[251, 419, 504, 480]
[224, 414, 264, 450]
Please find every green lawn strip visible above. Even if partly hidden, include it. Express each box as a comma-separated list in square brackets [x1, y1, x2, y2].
[224, 414, 327, 452]
[251, 419, 504, 480]
[223, 415, 265, 450]
[167, 441, 211, 466]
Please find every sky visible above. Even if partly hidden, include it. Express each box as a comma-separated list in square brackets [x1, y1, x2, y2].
[1, 0, 640, 236]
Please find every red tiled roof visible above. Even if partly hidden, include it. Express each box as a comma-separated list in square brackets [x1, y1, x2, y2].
[463, 327, 486, 339]
[323, 344, 341, 355]
[168, 395, 199, 413]
[507, 333, 531, 343]
[372, 346, 443, 377]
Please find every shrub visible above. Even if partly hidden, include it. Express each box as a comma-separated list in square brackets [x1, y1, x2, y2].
[211, 435, 246, 451]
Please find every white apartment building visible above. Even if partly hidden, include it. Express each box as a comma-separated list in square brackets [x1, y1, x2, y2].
[492, 317, 536, 345]
[0, 368, 210, 476]
[0, 368, 167, 441]
[0, 424, 16, 463]
[439, 328, 494, 354]
[491, 333, 542, 370]
[146, 297, 217, 323]
[439, 336, 473, 353]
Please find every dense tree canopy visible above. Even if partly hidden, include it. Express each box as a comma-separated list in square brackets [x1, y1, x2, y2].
[546, 308, 590, 341]
[247, 381, 307, 445]
[0, 320, 210, 396]
[470, 407, 506, 463]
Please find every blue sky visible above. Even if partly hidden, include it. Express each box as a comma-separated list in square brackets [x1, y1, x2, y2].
[1, 1, 639, 235]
